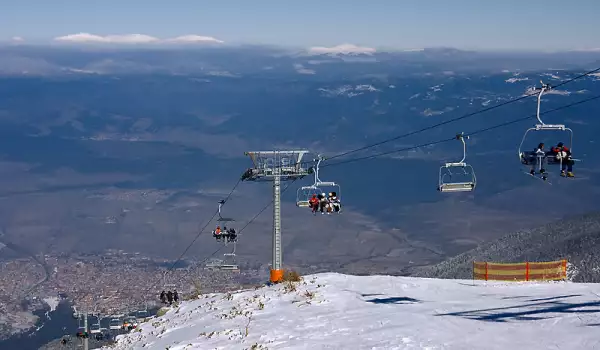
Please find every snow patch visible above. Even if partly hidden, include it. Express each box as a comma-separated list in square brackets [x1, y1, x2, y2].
[293, 63, 316, 75]
[524, 87, 570, 96]
[355, 84, 379, 92]
[103, 273, 600, 350]
[506, 77, 529, 83]
[541, 72, 563, 80]
[318, 84, 379, 97]
[307, 44, 376, 55]
[430, 84, 443, 92]
[422, 107, 454, 117]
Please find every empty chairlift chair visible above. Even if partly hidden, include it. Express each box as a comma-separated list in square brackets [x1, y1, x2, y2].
[438, 133, 476, 193]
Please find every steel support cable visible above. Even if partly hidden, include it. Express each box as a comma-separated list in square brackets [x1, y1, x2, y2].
[148, 178, 241, 294]
[193, 178, 299, 267]
[319, 67, 600, 164]
[321, 94, 600, 168]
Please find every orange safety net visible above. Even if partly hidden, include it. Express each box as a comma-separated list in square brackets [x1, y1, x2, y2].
[473, 259, 567, 281]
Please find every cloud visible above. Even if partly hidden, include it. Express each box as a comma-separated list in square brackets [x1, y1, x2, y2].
[165, 35, 224, 44]
[53, 32, 224, 44]
[54, 33, 159, 44]
[308, 43, 376, 55]
[11, 36, 24, 42]
[293, 63, 315, 75]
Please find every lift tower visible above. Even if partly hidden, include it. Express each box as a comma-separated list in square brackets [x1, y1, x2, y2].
[242, 150, 310, 283]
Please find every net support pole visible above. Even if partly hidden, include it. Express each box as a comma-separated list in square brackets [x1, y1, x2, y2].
[485, 262, 488, 281]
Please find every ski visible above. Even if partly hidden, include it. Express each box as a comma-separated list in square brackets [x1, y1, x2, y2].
[523, 171, 552, 185]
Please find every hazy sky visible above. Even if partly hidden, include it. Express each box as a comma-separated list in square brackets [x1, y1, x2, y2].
[2, 0, 599, 50]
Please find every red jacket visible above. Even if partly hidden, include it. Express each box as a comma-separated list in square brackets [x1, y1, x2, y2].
[551, 146, 571, 158]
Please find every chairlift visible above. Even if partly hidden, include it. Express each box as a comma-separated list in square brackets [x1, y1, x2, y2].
[518, 81, 575, 171]
[218, 230, 239, 271]
[296, 155, 342, 213]
[109, 318, 121, 330]
[76, 316, 89, 338]
[122, 315, 137, 330]
[90, 322, 101, 334]
[162, 271, 176, 291]
[136, 310, 149, 322]
[205, 228, 240, 271]
[438, 132, 476, 192]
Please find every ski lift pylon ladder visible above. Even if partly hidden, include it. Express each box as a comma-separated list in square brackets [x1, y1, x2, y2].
[438, 132, 476, 193]
[296, 154, 341, 207]
[518, 81, 574, 168]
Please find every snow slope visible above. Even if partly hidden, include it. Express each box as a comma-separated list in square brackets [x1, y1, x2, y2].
[104, 273, 600, 350]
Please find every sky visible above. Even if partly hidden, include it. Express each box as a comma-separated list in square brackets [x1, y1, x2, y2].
[2, 0, 600, 51]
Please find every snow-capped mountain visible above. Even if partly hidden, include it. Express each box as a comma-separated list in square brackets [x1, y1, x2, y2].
[103, 273, 600, 349]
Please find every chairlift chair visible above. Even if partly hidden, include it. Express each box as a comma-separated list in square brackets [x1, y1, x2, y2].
[518, 81, 575, 171]
[109, 318, 121, 330]
[296, 155, 341, 212]
[162, 271, 176, 291]
[136, 310, 149, 322]
[90, 322, 101, 334]
[296, 185, 322, 208]
[219, 237, 239, 271]
[438, 133, 477, 192]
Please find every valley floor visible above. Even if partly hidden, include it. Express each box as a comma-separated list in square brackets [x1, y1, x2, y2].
[105, 273, 600, 349]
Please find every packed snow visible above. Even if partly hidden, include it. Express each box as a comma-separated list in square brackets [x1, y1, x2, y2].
[103, 273, 600, 349]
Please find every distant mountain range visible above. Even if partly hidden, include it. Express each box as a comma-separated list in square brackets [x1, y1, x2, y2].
[1, 45, 600, 77]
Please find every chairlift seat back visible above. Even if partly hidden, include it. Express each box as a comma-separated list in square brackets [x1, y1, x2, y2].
[520, 153, 576, 165]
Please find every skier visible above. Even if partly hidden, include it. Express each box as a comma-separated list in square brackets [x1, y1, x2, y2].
[551, 142, 575, 177]
[167, 290, 173, 305]
[173, 290, 179, 303]
[159, 290, 166, 304]
[529, 142, 548, 180]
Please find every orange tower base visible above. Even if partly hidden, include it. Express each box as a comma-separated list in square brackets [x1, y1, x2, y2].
[270, 269, 284, 283]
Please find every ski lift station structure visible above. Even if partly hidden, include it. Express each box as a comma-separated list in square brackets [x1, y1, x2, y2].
[243, 150, 310, 283]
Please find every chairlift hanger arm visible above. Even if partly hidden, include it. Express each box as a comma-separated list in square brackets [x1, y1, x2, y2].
[455, 132, 468, 164]
[535, 80, 555, 126]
